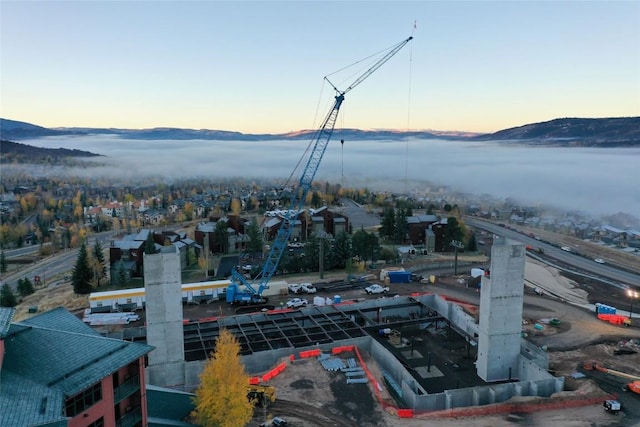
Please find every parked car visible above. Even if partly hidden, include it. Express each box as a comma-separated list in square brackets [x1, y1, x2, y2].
[561, 246, 572, 252]
[286, 298, 308, 309]
[299, 283, 317, 294]
[287, 283, 301, 294]
[594, 258, 605, 264]
[272, 417, 288, 426]
[365, 284, 390, 294]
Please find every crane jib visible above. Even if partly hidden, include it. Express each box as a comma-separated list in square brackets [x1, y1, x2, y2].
[226, 36, 413, 304]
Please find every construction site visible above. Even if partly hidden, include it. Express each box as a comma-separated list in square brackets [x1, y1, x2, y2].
[131, 232, 640, 427]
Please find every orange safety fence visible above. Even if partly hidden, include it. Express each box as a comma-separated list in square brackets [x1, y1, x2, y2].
[254, 343, 614, 420]
[299, 348, 322, 359]
[331, 345, 354, 355]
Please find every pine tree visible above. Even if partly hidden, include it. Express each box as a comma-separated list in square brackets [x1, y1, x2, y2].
[1, 283, 17, 307]
[92, 240, 107, 286]
[72, 242, 93, 294]
[0, 251, 7, 273]
[246, 218, 263, 254]
[17, 278, 35, 297]
[145, 232, 158, 254]
[193, 329, 253, 427]
[117, 260, 128, 287]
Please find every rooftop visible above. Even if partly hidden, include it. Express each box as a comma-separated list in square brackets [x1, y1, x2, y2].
[0, 307, 154, 427]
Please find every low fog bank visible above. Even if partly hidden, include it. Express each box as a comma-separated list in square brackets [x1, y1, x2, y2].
[15, 135, 640, 223]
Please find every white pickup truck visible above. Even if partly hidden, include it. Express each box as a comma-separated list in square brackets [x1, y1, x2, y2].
[365, 284, 390, 295]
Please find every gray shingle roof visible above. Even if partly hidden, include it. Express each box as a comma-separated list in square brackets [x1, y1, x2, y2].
[0, 307, 15, 337]
[1, 307, 154, 427]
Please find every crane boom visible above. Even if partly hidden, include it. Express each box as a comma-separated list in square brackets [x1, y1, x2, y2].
[227, 36, 413, 304]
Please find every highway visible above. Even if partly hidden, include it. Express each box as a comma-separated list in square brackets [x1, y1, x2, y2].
[465, 217, 640, 288]
[1, 230, 117, 290]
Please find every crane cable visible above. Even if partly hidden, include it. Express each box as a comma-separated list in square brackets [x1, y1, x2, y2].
[404, 22, 416, 195]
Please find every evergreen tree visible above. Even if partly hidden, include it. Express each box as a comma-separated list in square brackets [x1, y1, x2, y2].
[1, 283, 17, 307]
[380, 207, 395, 240]
[117, 260, 128, 287]
[145, 232, 158, 254]
[245, 218, 263, 254]
[467, 233, 478, 252]
[214, 220, 229, 254]
[311, 191, 322, 208]
[394, 207, 408, 243]
[332, 231, 352, 269]
[444, 217, 464, 251]
[72, 242, 93, 294]
[17, 278, 35, 297]
[0, 251, 7, 273]
[92, 240, 107, 286]
[352, 228, 380, 264]
[193, 329, 253, 427]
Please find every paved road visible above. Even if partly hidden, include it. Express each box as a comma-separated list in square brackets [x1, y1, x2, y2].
[466, 217, 640, 288]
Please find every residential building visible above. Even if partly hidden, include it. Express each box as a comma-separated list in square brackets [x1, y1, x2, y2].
[0, 307, 153, 427]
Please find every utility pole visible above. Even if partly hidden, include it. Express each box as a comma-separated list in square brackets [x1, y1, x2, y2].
[451, 240, 464, 275]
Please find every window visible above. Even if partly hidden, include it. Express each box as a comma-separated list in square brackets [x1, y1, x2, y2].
[87, 417, 104, 427]
[65, 382, 102, 417]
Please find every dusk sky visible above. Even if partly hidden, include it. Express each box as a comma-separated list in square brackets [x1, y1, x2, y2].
[1, 1, 638, 134]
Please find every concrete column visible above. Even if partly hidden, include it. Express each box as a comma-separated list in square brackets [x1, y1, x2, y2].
[476, 237, 525, 382]
[144, 247, 186, 387]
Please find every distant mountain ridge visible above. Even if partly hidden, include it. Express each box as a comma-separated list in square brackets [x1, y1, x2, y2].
[474, 117, 640, 146]
[1, 117, 638, 146]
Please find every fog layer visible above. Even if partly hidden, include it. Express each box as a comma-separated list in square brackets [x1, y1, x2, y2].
[17, 135, 640, 219]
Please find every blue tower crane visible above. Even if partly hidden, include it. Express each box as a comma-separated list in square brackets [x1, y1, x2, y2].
[226, 36, 413, 304]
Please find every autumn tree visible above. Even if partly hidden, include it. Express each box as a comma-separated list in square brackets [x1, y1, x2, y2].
[192, 329, 253, 427]
[230, 198, 242, 216]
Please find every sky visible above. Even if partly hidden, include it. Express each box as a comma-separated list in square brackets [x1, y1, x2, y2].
[1, 1, 639, 134]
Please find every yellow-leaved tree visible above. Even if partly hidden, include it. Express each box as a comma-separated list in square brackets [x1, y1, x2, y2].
[193, 329, 253, 427]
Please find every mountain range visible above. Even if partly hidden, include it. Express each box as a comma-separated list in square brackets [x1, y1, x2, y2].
[1, 116, 639, 147]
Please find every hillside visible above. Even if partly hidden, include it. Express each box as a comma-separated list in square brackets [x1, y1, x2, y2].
[473, 117, 640, 146]
[0, 139, 102, 164]
[2, 117, 639, 146]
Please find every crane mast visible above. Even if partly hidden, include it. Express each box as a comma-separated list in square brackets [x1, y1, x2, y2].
[227, 36, 413, 304]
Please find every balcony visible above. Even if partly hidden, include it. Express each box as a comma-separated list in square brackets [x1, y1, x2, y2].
[115, 406, 142, 427]
[113, 374, 140, 404]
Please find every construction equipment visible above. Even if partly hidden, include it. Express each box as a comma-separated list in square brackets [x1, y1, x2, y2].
[604, 399, 622, 415]
[583, 361, 640, 395]
[226, 35, 413, 304]
[247, 384, 276, 405]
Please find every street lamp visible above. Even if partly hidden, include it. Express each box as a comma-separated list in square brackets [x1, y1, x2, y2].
[628, 289, 639, 322]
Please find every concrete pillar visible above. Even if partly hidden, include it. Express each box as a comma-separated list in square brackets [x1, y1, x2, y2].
[144, 247, 186, 387]
[476, 237, 525, 382]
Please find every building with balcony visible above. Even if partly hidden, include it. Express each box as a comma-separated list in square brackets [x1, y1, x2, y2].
[0, 307, 154, 427]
